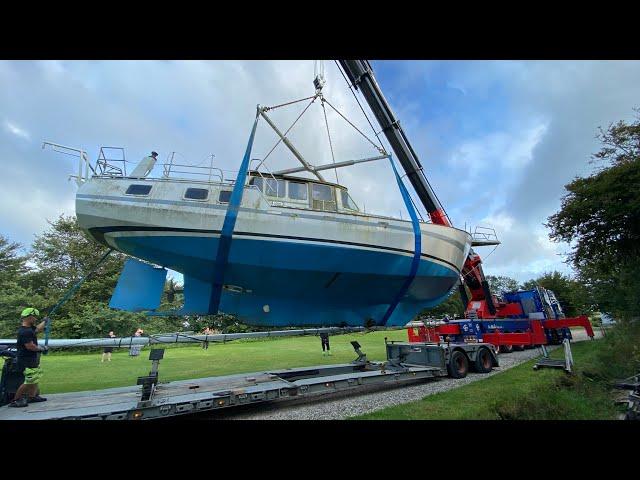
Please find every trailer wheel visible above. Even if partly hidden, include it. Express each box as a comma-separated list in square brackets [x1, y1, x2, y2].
[448, 350, 469, 379]
[473, 347, 493, 374]
[499, 344, 513, 354]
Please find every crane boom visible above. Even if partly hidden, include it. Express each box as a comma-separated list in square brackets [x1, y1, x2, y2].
[337, 60, 450, 226]
[338, 60, 497, 316]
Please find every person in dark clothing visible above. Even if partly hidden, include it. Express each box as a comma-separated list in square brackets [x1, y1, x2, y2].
[9, 307, 48, 408]
[320, 332, 331, 356]
[102, 331, 116, 362]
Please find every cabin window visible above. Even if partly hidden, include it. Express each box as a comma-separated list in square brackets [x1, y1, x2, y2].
[249, 176, 264, 191]
[125, 184, 152, 196]
[340, 189, 358, 211]
[184, 188, 209, 201]
[218, 190, 232, 203]
[311, 184, 336, 212]
[265, 178, 286, 198]
[288, 181, 308, 200]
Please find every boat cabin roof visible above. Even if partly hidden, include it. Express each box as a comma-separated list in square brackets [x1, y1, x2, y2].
[247, 170, 347, 191]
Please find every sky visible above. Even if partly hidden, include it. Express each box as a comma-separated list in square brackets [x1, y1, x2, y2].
[1, 60, 638, 283]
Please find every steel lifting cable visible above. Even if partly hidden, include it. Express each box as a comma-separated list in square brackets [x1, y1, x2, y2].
[259, 95, 319, 167]
[320, 98, 339, 184]
[322, 98, 385, 154]
[334, 60, 385, 152]
[262, 95, 318, 112]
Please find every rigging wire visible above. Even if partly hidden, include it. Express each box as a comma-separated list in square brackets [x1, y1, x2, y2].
[320, 98, 339, 184]
[334, 60, 385, 151]
[263, 95, 318, 112]
[258, 95, 319, 168]
[322, 98, 384, 154]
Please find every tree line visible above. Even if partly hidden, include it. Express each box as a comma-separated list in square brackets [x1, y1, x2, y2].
[0, 216, 248, 339]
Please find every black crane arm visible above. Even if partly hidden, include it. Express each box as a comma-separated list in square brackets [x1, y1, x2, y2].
[337, 60, 450, 226]
[338, 60, 497, 316]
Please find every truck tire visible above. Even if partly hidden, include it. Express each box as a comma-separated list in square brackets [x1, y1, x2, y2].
[474, 347, 493, 374]
[499, 344, 514, 354]
[448, 350, 469, 379]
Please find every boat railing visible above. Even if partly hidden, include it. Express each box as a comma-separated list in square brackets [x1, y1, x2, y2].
[42, 141, 95, 186]
[96, 147, 128, 177]
[249, 158, 285, 199]
[162, 152, 224, 183]
[470, 226, 500, 246]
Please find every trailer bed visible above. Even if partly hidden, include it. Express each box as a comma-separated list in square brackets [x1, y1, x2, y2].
[0, 362, 444, 420]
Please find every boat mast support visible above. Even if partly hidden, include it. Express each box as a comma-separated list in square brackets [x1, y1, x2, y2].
[258, 107, 326, 182]
[273, 154, 390, 176]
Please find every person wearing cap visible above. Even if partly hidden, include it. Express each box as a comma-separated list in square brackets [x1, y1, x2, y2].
[9, 307, 48, 408]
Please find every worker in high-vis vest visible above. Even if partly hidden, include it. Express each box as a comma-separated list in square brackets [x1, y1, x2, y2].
[9, 308, 48, 408]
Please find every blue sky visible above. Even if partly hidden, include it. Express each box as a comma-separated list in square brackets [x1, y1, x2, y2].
[1, 60, 639, 282]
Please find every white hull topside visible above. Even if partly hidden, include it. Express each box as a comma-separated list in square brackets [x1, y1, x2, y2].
[76, 176, 473, 276]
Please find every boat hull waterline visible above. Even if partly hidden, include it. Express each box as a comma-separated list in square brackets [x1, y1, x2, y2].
[77, 178, 472, 327]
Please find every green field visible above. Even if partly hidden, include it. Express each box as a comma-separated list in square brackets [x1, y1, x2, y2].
[34, 330, 621, 421]
[354, 339, 619, 420]
[38, 329, 408, 394]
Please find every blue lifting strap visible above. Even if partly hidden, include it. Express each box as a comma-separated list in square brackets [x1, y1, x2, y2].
[44, 248, 114, 349]
[379, 156, 422, 326]
[207, 114, 260, 313]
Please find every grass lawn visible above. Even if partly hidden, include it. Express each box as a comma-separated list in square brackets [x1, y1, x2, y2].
[38, 329, 408, 394]
[353, 339, 619, 420]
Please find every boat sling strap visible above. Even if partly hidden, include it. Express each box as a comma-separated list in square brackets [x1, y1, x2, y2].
[43, 248, 114, 350]
[379, 156, 422, 326]
[207, 113, 260, 314]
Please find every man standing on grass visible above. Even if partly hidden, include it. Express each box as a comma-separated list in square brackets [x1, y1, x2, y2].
[102, 331, 116, 362]
[9, 308, 48, 408]
[320, 331, 331, 356]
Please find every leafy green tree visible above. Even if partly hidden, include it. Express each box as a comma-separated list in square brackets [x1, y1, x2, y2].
[0, 234, 28, 283]
[546, 112, 640, 321]
[520, 271, 590, 317]
[419, 290, 465, 319]
[486, 275, 519, 294]
[53, 303, 145, 338]
[0, 235, 45, 337]
[25, 215, 127, 323]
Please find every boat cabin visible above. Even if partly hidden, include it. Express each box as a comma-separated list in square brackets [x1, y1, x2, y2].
[247, 171, 360, 214]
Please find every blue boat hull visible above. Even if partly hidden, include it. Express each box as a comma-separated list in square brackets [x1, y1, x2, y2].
[108, 231, 460, 327]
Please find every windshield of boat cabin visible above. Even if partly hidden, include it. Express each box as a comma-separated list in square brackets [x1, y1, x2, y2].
[249, 176, 361, 214]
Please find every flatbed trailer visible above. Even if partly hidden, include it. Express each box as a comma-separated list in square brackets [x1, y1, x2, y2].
[0, 340, 497, 420]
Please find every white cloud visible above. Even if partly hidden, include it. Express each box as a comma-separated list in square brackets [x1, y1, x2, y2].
[4, 120, 30, 140]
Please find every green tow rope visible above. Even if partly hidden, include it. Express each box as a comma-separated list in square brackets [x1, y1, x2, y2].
[43, 248, 114, 351]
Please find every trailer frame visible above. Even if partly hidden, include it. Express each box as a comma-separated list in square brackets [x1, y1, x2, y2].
[0, 339, 498, 420]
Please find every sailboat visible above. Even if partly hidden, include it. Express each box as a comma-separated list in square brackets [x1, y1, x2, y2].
[45, 62, 478, 327]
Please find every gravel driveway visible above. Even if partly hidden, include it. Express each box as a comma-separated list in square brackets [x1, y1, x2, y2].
[210, 328, 599, 420]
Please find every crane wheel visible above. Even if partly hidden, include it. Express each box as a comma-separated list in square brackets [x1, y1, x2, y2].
[499, 344, 514, 354]
[474, 347, 493, 374]
[447, 350, 469, 379]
